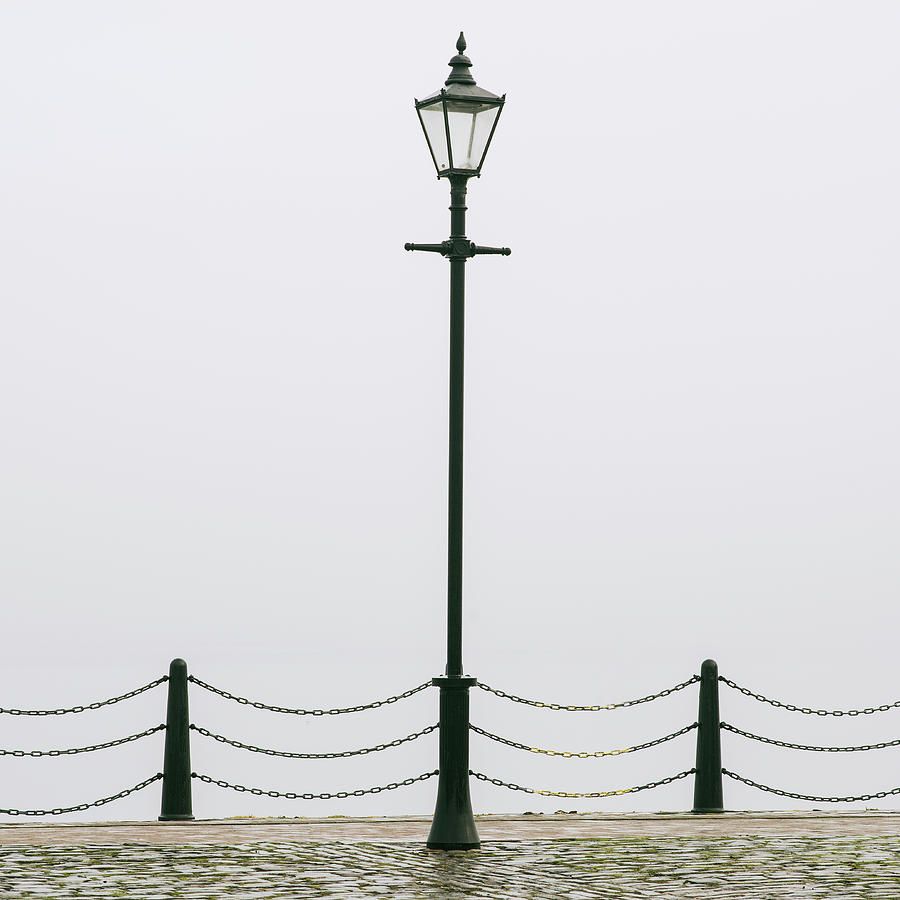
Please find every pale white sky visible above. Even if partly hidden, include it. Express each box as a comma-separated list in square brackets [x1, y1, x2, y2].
[2, 1, 899, 822]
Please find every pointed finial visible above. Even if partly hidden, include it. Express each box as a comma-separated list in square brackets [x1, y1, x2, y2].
[446, 31, 475, 86]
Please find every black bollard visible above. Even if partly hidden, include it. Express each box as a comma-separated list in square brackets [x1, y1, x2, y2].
[692, 658, 724, 813]
[159, 658, 194, 821]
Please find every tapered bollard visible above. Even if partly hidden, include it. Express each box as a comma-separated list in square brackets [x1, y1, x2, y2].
[692, 658, 724, 813]
[159, 658, 194, 821]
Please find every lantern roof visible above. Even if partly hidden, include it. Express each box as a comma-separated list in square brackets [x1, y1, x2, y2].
[416, 33, 503, 107]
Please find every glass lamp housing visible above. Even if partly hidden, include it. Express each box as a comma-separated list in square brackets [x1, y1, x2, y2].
[416, 90, 503, 176]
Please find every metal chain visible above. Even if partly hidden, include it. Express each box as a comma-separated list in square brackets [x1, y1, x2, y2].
[190, 722, 438, 758]
[0, 773, 163, 816]
[470, 722, 698, 758]
[470, 768, 695, 799]
[192, 770, 437, 800]
[0, 676, 168, 716]
[188, 675, 431, 715]
[723, 768, 900, 803]
[475, 675, 700, 711]
[718, 677, 900, 717]
[721, 721, 900, 753]
[0, 724, 166, 758]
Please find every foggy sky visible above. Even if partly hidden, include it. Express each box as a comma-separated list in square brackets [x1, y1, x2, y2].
[2, 1, 899, 820]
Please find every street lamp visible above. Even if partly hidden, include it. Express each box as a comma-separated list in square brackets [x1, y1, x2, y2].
[405, 33, 509, 851]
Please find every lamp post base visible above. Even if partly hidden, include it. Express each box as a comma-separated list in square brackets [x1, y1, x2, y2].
[427, 676, 480, 850]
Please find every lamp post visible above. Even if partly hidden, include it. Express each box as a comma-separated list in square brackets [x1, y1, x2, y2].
[405, 33, 509, 851]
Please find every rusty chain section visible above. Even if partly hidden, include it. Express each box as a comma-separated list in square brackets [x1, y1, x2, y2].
[188, 675, 431, 715]
[0, 676, 168, 716]
[0, 773, 163, 816]
[0, 724, 166, 757]
[470, 722, 697, 758]
[474, 675, 699, 711]
[721, 722, 900, 753]
[723, 768, 900, 803]
[719, 677, 900, 716]
[470, 768, 695, 799]
[190, 722, 438, 758]
[192, 770, 437, 800]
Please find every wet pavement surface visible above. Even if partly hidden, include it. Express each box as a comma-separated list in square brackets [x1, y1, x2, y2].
[2, 814, 900, 898]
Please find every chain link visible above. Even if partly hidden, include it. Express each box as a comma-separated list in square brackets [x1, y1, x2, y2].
[470, 722, 698, 758]
[470, 768, 695, 799]
[0, 676, 168, 716]
[190, 723, 438, 758]
[0, 724, 166, 758]
[723, 768, 900, 803]
[721, 722, 900, 753]
[475, 675, 699, 711]
[0, 773, 163, 816]
[719, 677, 900, 717]
[192, 770, 437, 800]
[188, 675, 431, 715]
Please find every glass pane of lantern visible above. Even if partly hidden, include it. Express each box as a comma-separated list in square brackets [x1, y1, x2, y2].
[446, 102, 500, 171]
[418, 102, 450, 173]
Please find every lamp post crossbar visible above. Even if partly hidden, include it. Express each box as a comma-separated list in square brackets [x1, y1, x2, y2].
[405, 242, 512, 258]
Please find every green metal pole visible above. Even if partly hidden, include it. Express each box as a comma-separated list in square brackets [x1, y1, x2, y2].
[692, 658, 724, 813]
[446, 174, 467, 681]
[159, 658, 194, 821]
[427, 173, 480, 850]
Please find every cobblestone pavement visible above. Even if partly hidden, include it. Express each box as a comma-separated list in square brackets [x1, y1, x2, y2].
[2, 816, 900, 899]
[3, 835, 900, 898]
